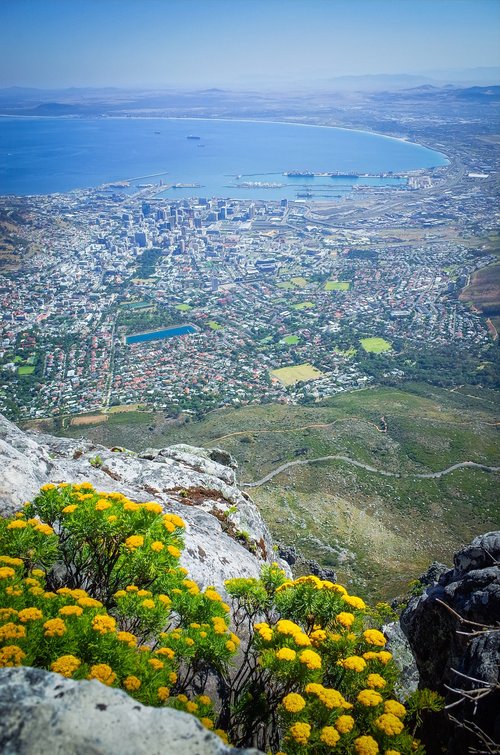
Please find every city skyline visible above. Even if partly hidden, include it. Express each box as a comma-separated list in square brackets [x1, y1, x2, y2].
[1, 0, 500, 89]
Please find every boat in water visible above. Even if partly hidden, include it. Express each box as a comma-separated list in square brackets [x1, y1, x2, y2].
[187, 135, 201, 140]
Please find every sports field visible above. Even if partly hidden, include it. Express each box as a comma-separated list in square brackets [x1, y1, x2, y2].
[270, 363, 324, 386]
[325, 281, 350, 291]
[360, 337, 391, 353]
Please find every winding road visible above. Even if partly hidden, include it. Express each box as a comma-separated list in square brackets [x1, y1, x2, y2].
[241, 456, 500, 488]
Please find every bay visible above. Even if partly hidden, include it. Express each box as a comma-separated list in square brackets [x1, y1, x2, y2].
[0, 117, 448, 199]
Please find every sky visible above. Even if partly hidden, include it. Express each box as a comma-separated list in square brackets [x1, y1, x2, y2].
[1, 0, 500, 89]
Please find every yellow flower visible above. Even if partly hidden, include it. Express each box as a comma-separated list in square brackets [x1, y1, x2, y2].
[290, 722, 311, 744]
[367, 673, 387, 689]
[158, 594, 172, 606]
[384, 700, 406, 718]
[167, 545, 181, 558]
[163, 513, 185, 529]
[144, 502, 163, 514]
[43, 592, 57, 599]
[185, 637, 195, 647]
[126, 584, 138, 592]
[169, 671, 177, 684]
[88, 663, 116, 686]
[385, 751, 401, 755]
[43, 618, 66, 637]
[335, 715, 355, 734]
[377, 651, 392, 664]
[0, 556, 23, 567]
[178, 694, 188, 704]
[342, 594, 366, 611]
[123, 501, 140, 511]
[375, 713, 404, 736]
[149, 658, 164, 670]
[62, 504, 78, 514]
[151, 541, 164, 552]
[201, 718, 213, 729]
[163, 520, 176, 533]
[35, 523, 54, 536]
[50, 655, 81, 678]
[124, 675, 142, 691]
[0, 608, 18, 620]
[0, 645, 26, 668]
[215, 730, 229, 745]
[59, 605, 83, 617]
[276, 647, 296, 662]
[276, 619, 302, 636]
[338, 655, 367, 672]
[294, 631, 312, 647]
[124, 535, 144, 550]
[40, 483, 56, 491]
[310, 628, 327, 645]
[336, 611, 355, 628]
[363, 629, 386, 647]
[157, 686, 170, 702]
[299, 649, 322, 670]
[18, 607, 43, 622]
[5, 587, 22, 597]
[6, 521, 27, 530]
[92, 614, 116, 634]
[186, 701, 198, 713]
[322, 581, 347, 595]
[156, 647, 175, 658]
[142, 599, 155, 609]
[226, 640, 236, 652]
[320, 726, 340, 746]
[204, 588, 222, 601]
[0, 623, 26, 641]
[31, 568, 44, 577]
[282, 693, 306, 713]
[107, 515, 117, 523]
[78, 596, 103, 608]
[117, 631, 137, 646]
[95, 499, 112, 511]
[254, 622, 273, 641]
[354, 736, 379, 755]
[198, 695, 211, 706]
[357, 689, 383, 707]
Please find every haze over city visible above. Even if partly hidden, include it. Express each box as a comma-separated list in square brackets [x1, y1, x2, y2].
[1, 0, 500, 89]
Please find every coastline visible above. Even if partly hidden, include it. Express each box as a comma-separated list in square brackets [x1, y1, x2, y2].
[0, 113, 450, 166]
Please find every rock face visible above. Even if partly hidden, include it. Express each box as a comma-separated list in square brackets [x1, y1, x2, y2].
[0, 667, 262, 755]
[401, 531, 500, 754]
[0, 414, 288, 595]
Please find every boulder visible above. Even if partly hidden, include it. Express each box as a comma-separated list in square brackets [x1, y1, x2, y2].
[401, 532, 500, 754]
[0, 667, 262, 755]
[0, 414, 289, 597]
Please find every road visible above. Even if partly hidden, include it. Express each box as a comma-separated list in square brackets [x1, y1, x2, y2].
[241, 455, 500, 488]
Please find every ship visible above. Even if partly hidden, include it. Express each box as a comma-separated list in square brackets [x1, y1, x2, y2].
[284, 170, 314, 177]
[187, 135, 201, 140]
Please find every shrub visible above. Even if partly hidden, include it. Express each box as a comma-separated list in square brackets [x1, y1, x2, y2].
[0, 483, 432, 753]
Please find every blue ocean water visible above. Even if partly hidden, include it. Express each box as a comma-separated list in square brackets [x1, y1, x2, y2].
[0, 117, 448, 199]
[126, 325, 196, 344]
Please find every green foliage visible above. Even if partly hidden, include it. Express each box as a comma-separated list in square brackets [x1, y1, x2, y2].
[89, 455, 103, 468]
[0, 484, 435, 753]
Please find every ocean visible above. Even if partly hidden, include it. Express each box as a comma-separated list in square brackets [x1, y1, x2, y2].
[0, 117, 448, 200]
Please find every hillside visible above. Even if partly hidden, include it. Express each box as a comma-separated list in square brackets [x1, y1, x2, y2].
[50, 383, 500, 599]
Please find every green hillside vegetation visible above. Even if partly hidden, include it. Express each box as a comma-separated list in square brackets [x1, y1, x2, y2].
[54, 383, 500, 600]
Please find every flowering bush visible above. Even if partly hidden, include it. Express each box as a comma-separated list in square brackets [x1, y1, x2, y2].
[0, 483, 435, 753]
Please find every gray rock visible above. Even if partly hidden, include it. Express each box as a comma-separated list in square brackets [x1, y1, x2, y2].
[401, 532, 500, 754]
[383, 621, 419, 698]
[0, 667, 262, 755]
[0, 414, 289, 597]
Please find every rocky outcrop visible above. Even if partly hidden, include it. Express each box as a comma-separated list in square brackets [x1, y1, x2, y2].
[401, 532, 500, 754]
[0, 667, 262, 755]
[0, 414, 288, 596]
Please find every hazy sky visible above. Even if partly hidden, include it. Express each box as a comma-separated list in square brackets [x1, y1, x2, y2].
[1, 0, 500, 89]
